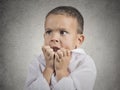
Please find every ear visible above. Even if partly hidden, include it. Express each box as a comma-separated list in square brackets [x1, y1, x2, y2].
[76, 34, 85, 48]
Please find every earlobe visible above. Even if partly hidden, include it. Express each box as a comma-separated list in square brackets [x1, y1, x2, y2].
[77, 34, 85, 47]
[79, 34, 85, 43]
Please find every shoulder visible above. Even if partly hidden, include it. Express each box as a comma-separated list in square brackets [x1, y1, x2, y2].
[83, 55, 96, 72]
[71, 48, 97, 73]
[71, 48, 95, 63]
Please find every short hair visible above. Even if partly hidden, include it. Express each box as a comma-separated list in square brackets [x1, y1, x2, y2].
[46, 6, 84, 34]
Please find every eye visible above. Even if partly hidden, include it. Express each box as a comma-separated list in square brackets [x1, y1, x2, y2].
[45, 30, 52, 34]
[60, 30, 68, 35]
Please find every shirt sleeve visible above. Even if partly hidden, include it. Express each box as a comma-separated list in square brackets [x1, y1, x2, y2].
[53, 55, 97, 90]
[53, 76, 76, 90]
[25, 56, 50, 90]
[70, 55, 97, 90]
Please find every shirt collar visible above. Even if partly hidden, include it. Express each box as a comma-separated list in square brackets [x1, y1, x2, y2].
[71, 48, 86, 55]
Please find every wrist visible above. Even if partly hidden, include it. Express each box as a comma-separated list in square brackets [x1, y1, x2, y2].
[56, 69, 70, 81]
[43, 67, 54, 85]
[44, 67, 54, 73]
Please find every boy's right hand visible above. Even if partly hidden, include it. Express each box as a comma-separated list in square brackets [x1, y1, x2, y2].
[42, 46, 55, 85]
[42, 46, 55, 70]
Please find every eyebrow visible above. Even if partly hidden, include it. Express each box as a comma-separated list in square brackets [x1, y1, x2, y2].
[45, 27, 68, 31]
[45, 28, 52, 31]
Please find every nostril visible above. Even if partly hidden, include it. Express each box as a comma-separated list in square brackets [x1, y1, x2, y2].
[55, 40, 58, 42]
[51, 39, 59, 42]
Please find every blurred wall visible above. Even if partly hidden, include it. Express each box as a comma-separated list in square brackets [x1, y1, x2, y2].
[0, 0, 120, 90]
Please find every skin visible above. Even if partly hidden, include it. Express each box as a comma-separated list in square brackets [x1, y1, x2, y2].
[42, 14, 84, 85]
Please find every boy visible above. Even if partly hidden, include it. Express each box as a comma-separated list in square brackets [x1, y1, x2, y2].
[25, 6, 97, 90]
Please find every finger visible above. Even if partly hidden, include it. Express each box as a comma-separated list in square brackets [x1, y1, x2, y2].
[42, 46, 54, 60]
[57, 50, 63, 59]
[55, 53, 61, 62]
[42, 45, 50, 54]
[67, 50, 71, 56]
[46, 48, 53, 56]
[44, 46, 51, 53]
[49, 51, 55, 60]
[60, 48, 66, 56]
[42, 46, 45, 54]
[43, 46, 53, 55]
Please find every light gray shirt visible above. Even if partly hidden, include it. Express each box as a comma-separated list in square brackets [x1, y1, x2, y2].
[25, 48, 97, 90]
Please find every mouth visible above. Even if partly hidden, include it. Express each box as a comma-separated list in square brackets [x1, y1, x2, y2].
[52, 47, 60, 52]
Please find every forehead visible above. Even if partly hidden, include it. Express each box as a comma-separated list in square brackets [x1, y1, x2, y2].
[45, 14, 78, 30]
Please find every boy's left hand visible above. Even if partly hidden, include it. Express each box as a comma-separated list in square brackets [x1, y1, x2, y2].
[54, 48, 71, 81]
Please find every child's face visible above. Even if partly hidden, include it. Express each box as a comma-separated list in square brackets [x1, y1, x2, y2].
[44, 14, 83, 51]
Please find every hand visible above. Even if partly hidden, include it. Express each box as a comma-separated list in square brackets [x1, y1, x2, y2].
[42, 46, 55, 70]
[54, 48, 71, 81]
[42, 45, 55, 85]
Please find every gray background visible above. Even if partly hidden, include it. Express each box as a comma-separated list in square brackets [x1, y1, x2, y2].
[0, 0, 120, 90]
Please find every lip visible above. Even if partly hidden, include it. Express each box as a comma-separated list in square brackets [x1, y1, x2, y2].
[51, 46, 60, 52]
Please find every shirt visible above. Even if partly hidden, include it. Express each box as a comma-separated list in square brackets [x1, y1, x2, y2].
[25, 48, 97, 90]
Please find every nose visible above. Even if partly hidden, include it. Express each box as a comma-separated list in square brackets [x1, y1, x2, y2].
[50, 33, 59, 43]
[51, 39, 59, 42]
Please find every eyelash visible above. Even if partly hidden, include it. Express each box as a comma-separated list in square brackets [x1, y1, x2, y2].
[45, 30, 69, 35]
[60, 30, 68, 35]
[45, 30, 52, 34]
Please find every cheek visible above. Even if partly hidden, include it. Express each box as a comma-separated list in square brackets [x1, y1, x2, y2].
[44, 37, 50, 45]
[61, 37, 76, 49]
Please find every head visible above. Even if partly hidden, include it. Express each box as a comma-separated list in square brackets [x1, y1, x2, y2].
[44, 6, 85, 51]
